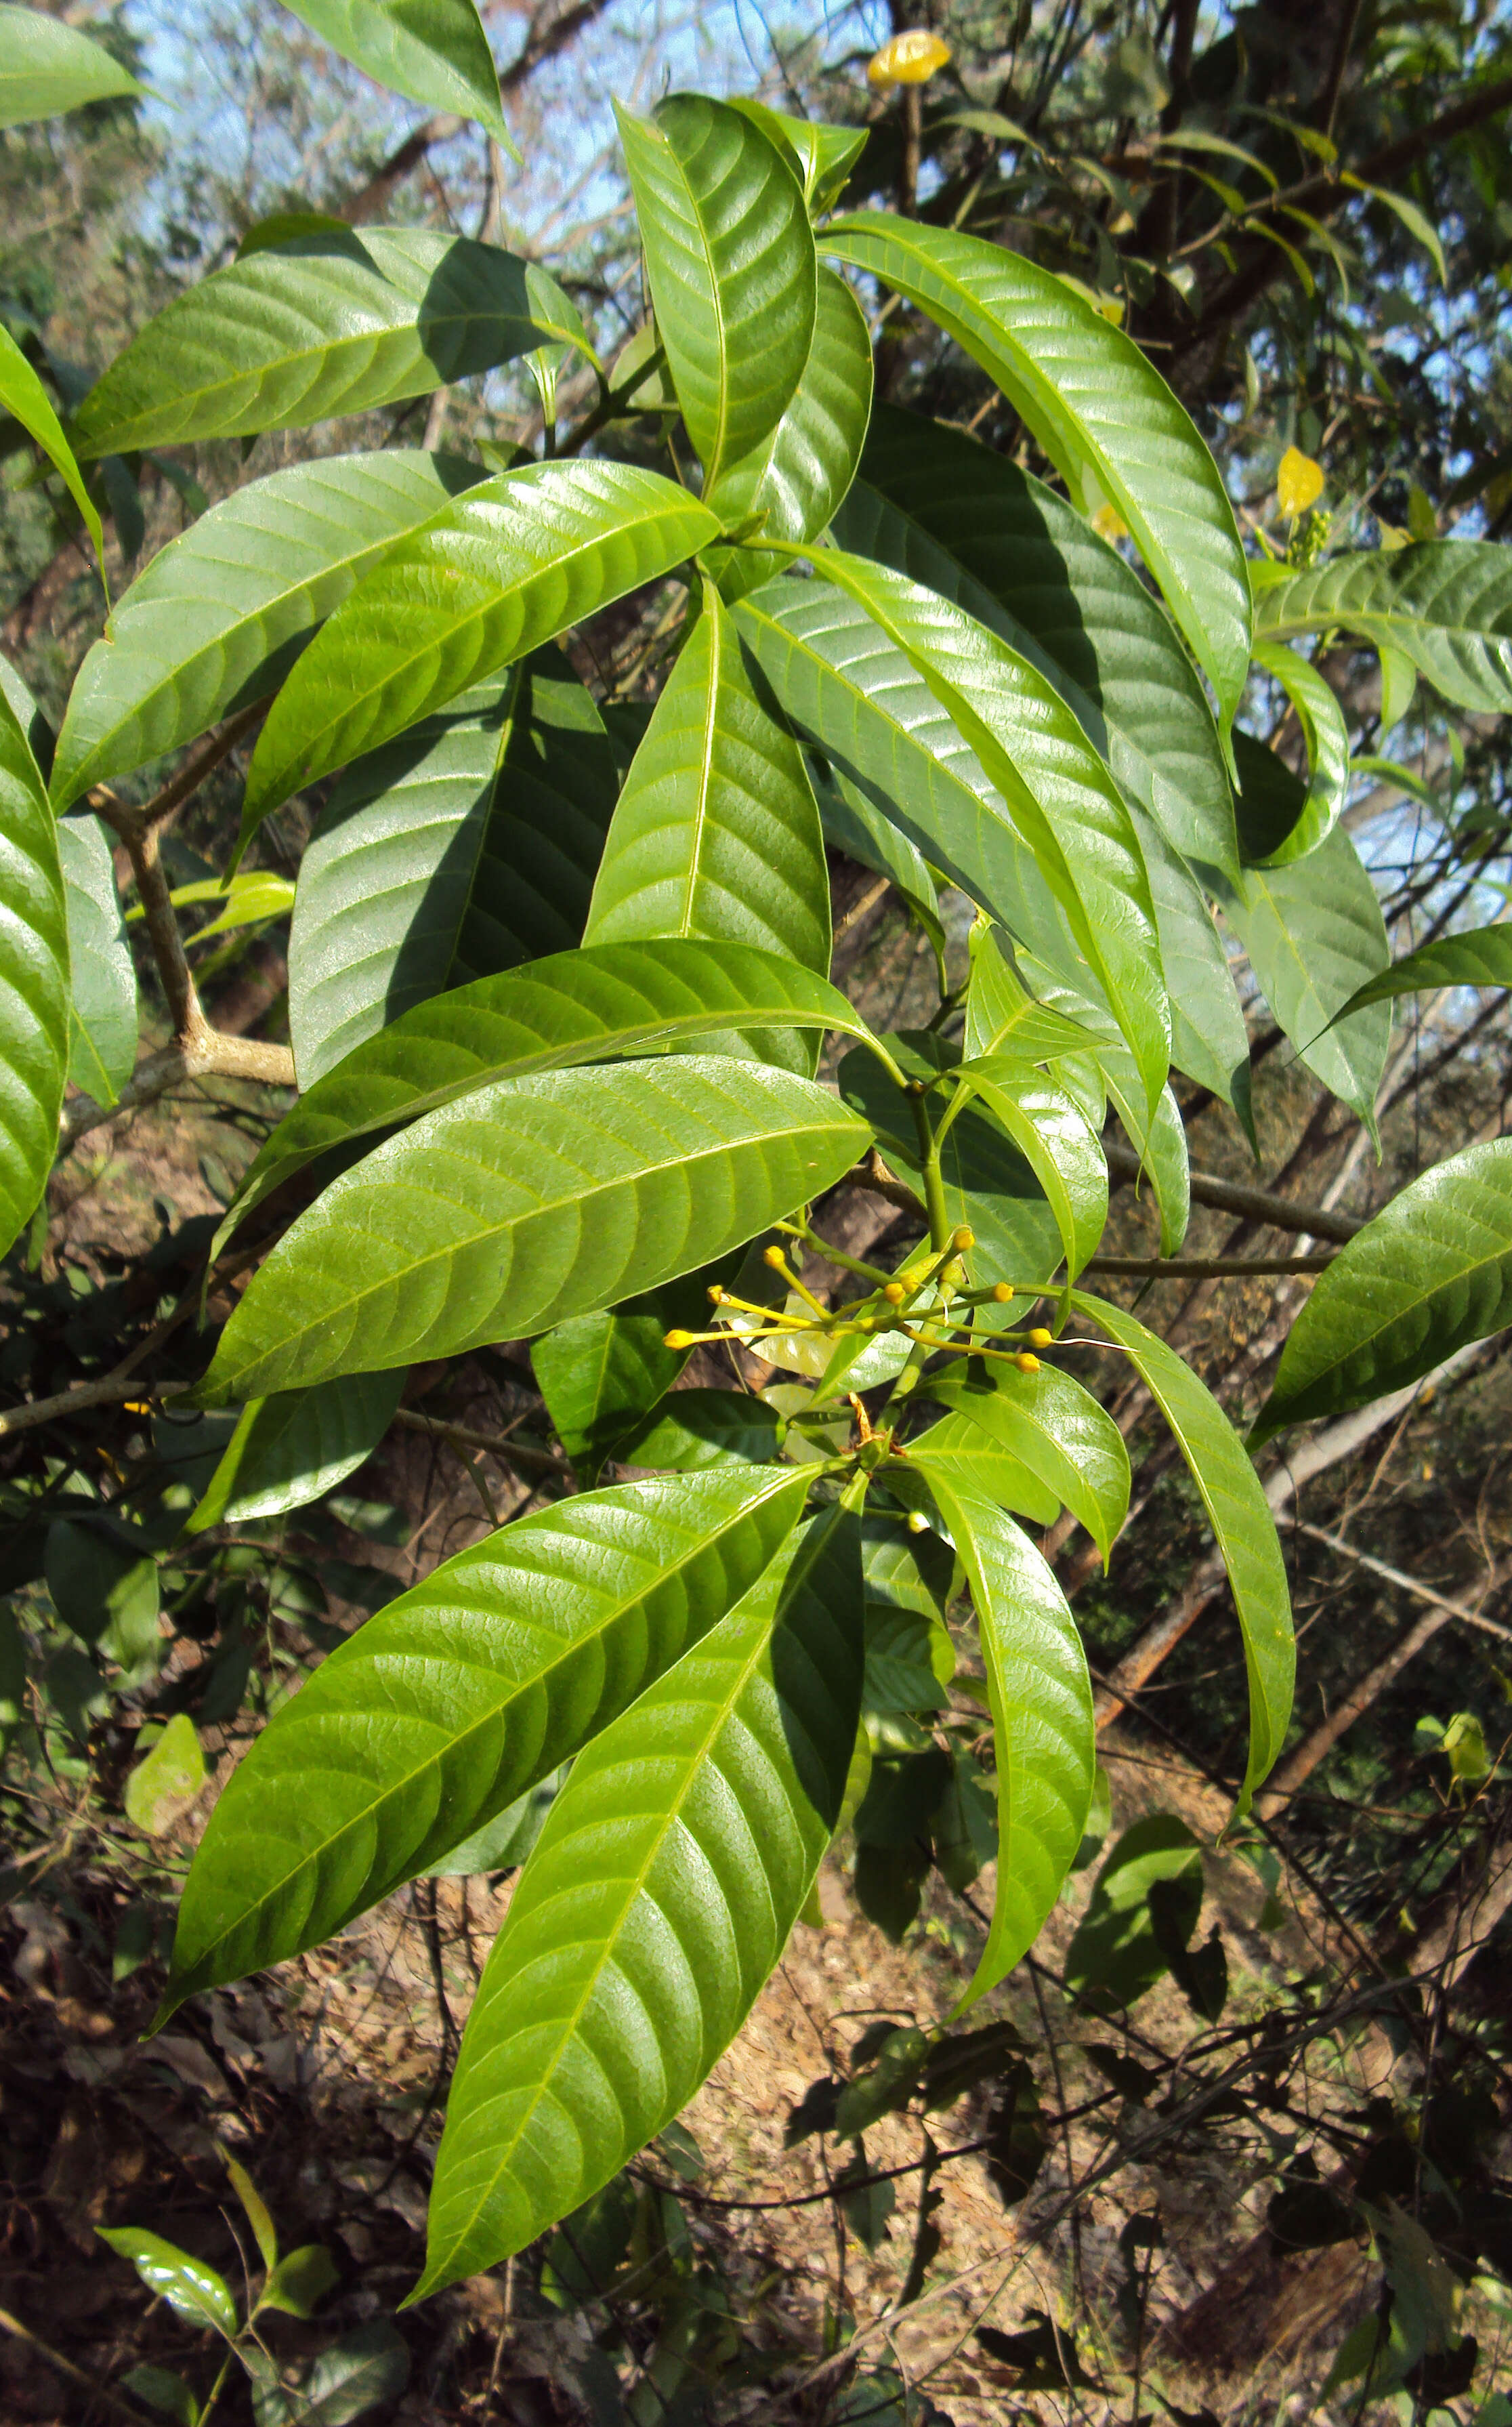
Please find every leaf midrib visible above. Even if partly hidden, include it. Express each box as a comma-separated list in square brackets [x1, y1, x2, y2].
[1281, 1201, 1512, 1395]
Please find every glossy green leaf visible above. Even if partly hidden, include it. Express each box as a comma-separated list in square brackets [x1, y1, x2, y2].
[1331, 921, 1512, 1020]
[618, 1388, 786, 1472]
[963, 930, 1097, 1068]
[1253, 1138, 1512, 1441]
[822, 216, 1251, 738]
[1072, 1293, 1293, 1808]
[242, 459, 717, 839]
[280, 0, 518, 154]
[96, 2229, 236, 2338]
[187, 1370, 404, 1531]
[530, 1268, 709, 1481]
[0, 323, 106, 588]
[1064, 1814, 1201, 2010]
[45, 1517, 159, 1669]
[906, 1410, 1061, 1529]
[0, 686, 68, 1258]
[289, 655, 618, 1085]
[52, 449, 482, 810]
[70, 230, 580, 459]
[833, 406, 1238, 879]
[0, 4, 142, 127]
[807, 552, 1170, 1116]
[706, 267, 873, 591]
[219, 940, 873, 1253]
[124, 1715, 207, 1835]
[1246, 641, 1350, 865]
[261, 2243, 340, 2319]
[927, 1362, 1130, 1567]
[727, 101, 867, 212]
[160, 1464, 807, 2010]
[173, 871, 294, 942]
[811, 755, 945, 964]
[415, 1499, 862, 2290]
[57, 813, 135, 1106]
[584, 585, 828, 1073]
[198, 1056, 872, 1403]
[923, 1478, 1094, 2008]
[1126, 806, 1250, 1114]
[1257, 542, 1512, 715]
[616, 94, 816, 492]
[958, 1057, 1107, 1281]
[1211, 825, 1389, 1130]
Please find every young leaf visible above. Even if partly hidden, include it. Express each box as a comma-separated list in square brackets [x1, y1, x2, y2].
[1210, 825, 1389, 1130]
[225, 2155, 278, 2271]
[907, 1411, 1062, 1527]
[812, 553, 1171, 1117]
[0, 5, 143, 127]
[963, 930, 1097, 1067]
[96, 2229, 238, 2338]
[289, 654, 619, 1083]
[56, 812, 135, 1105]
[822, 215, 1251, 739]
[124, 1716, 207, 1835]
[0, 686, 68, 1259]
[188, 1371, 404, 1531]
[70, 230, 578, 458]
[616, 93, 816, 492]
[1330, 922, 1512, 1020]
[1257, 541, 1512, 715]
[726, 100, 867, 213]
[51, 449, 483, 809]
[921, 1478, 1095, 2008]
[834, 406, 1238, 879]
[240, 459, 717, 841]
[1252, 1138, 1512, 1440]
[584, 583, 829, 1069]
[1072, 1294, 1293, 1807]
[0, 324, 106, 589]
[705, 266, 873, 589]
[280, 0, 518, 157]
[199, 1056, 870, 1403]
[160, 1464, 808, 2011]
[958, 1058, 1108, 1280]
[216, 940, 873, 1253]
[1246, 641, 1349, 865]
[926, 1363, 1131, 1567]
[415, 1499, 862, 2291]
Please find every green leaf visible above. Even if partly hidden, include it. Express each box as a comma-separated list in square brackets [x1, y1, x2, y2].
[52, 449, 482, 810]
[822, 216, 1251, 739]
[218, 939, 873, 1256]
[119, 2367, 198, 2427]
[1332, 921, 1512, 1020]
[200, 1056, 871, 1403]
[922, 1479, 1094, 2007]
[1064, 1814, 1201, 2009]
[242, 459, 717, 841]
[57, 813, 135, 1105]
[530, 1268, 711, 1480]
[280, 0, 518, 156]
[261, 2243, 340, 2319]
[1072, 1294, 1293, 1807]
[957, 1058, 1107, 1280]
[0, 686, 68, 1259]
[1125, 811, 1250, 1114]
[45, 1518, 159, 1668]
[1257, 542, 1512, 715]
[617, 1387, 786, 1472]
[289, 655, 618, 1085]
[705, 267, 873, 592]
[172, 870, 294, 942]
[1210, 825, 1389, 1130]
[926, 1363, 1131, 1567]
[225, 2154, 278, 2270]
[276, 2321, 410, 2424]
[124, 1715, 207, 1835]
[833, 405, 1238, 879]
[726, 101, 867, 213]
[1340, 174, 1446, 285]
[160, 1464, 808, 2010]
[0, 323, 106, 589]
[70, 230, 578, 459]
[188, 1371, 404, 1531]
[907, 1410, 1062, 1528]
[814, 552, 1171, 1116]
[0, 4, 142, 127]
[1253, 1138, 1512, 1440]
[96, 2228, 237, 2337]
[616, 94, 816, 492]
[812, 757, 946, 963]
[415, 1499, 862, 2290]
[1246, 641, 1349, 865]
[584, 584, 828, 1071]
[963, 931, 1097, 1067]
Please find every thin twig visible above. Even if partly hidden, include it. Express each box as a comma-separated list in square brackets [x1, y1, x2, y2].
[1085, 1252, 1335, 1278]
[0, 2306, 159, 2427]
[1105, 1143, 1361, 1243]
[395, 1406, 571, 1479]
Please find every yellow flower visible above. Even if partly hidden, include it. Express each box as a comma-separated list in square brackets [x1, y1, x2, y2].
[1277, 444, 1324, 517]
[867, 29, 952, 87]
[1091, 501, 1129, 543]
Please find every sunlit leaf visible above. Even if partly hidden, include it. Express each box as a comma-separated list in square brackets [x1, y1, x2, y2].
[280, 0, 518, 156]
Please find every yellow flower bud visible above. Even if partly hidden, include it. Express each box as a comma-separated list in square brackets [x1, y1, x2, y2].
[867, 28, 951, 87]
[1091, 501, 1129, 543]
[664, 1329, 694, 1350]
[763, 1243, 788, 1270]
[883, 1281, 906, 1304]
[952, 1224, 974, 1252]
[707, 1285, 726, 1304]
[992, 1283, 1014, 1304]
[1028, 1327, 1052, 1349]
[1277, 444, 1324, 517]
[1015, 1351, 1041, 1374]
[906, 1508, 930, 1533]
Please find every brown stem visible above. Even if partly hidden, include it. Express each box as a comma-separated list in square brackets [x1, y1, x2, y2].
[395, 1406, 570, 1480]
[94, 800, 204, 1043]
[1085, 1252, 1335, 1279]
[0, 2308, 157, 2427]
[1106, 1142, 1361, 1243]
[60, 1030, 296, 1153]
